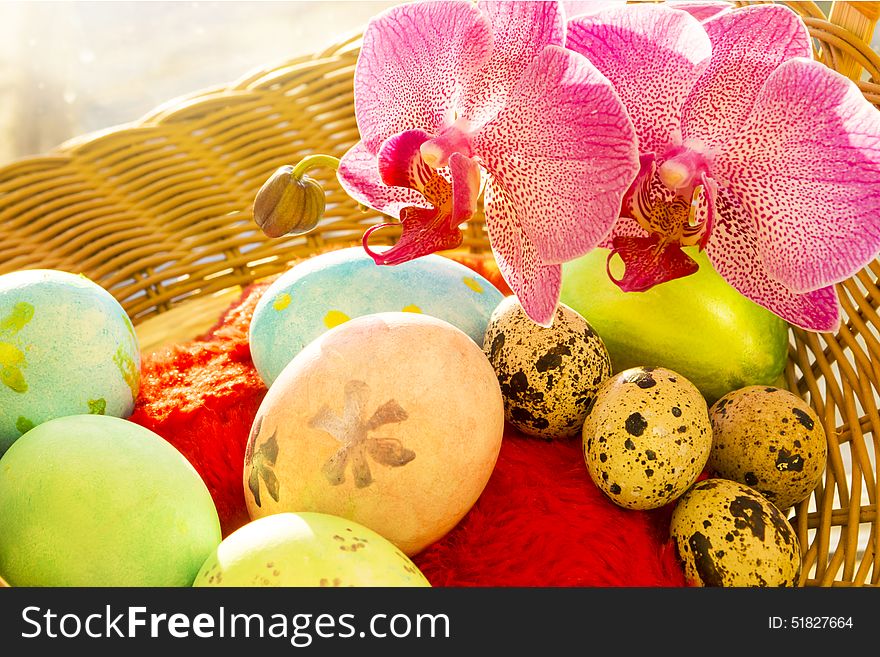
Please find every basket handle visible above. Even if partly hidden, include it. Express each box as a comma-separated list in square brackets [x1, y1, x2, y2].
[828, 1, 880, 80]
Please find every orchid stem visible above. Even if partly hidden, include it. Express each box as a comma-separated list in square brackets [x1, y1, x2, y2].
[292, 154, 341, 179]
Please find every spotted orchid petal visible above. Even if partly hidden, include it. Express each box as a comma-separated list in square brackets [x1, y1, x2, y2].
[567, 4, 711, 158]
[472, 45, 639, 266]
[353, 0, 492, 153]
[680, 3, 812, 149]
[463, 1, 566, 129]
[484, 180, 561, 327]
[599, 215, 643, 249]
[667, 1, 732, 23]
[714, 57, 880, 294]
[707, 188, 841, 332]
[363, 130, 480, 265]
[337, 140, 428, 218]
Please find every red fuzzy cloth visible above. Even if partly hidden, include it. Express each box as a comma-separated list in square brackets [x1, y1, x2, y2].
[129, 254, 686, 587]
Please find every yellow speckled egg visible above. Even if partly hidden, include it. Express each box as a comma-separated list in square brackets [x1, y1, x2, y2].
[193, 512, 430, 587]
[483, 296, 611, 439]
[582, 366, 712, 509]
[670, 478, 801, 587]
[244, 312, 504, 556]
[708, 386, 827, 511]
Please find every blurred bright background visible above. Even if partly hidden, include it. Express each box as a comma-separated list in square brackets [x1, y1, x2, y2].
[0, 1, 401, 166]
[0, 1, 871, 167]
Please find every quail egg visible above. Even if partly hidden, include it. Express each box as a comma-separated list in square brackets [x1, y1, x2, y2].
[670, 477, 802, 587]
[582, 366, 712, 509]
[483, 296, 612, 439]
[708, 385, 827, 511]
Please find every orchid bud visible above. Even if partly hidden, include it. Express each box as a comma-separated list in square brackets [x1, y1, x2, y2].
[253, 165, 326, 238]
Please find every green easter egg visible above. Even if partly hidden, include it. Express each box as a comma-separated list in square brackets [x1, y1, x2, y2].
[560, 247, 790, 404]
[193, 512, 431, 587]
[0, 414, 221, 586]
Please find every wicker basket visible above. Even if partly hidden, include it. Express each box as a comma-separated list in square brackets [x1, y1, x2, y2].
[0, 1, 878, 588]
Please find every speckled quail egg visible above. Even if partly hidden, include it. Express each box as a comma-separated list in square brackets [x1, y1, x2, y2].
[670, 478, 802, 587]
[582, 366, 712, 509]
[483, 296, 612, 439]
[708, 386, 827, 511]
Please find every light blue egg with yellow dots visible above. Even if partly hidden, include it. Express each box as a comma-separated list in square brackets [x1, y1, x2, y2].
[249, 247, 504, 386]
[0, 269, 140, 456]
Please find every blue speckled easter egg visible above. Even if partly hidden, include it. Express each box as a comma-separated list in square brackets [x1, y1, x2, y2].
[249, 247, 504, 386]
[0, 269, 140, 456]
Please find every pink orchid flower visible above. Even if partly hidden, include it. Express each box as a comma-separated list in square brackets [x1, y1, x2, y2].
[566, 3, 880, 332]
[336, 0, 639, 326]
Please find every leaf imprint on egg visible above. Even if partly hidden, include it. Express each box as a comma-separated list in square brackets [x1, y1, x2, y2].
[0, 302, 34, 393]
[310, 379, 415, 489]
[247, 414, 281, 508]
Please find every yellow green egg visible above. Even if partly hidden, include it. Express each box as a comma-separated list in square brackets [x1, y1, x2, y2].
[0, 414, 221, 586]
[249, 247, 504, 386]
[193, 512, 431, 587]
[0, 269, 140, 456]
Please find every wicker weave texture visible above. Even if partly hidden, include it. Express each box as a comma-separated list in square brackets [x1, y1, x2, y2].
[0, 2, 877, 587]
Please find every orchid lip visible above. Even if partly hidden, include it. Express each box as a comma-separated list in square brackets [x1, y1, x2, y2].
[362, 223, 410, 266]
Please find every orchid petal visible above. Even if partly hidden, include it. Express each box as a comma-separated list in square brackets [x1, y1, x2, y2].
[462, 1, 565, 128]
[338, 140, 428, 218]
[667, 1, 732, 23]
[354, 0, 492, 152]
[472, 45, 639, 264]
[707, 187, 841, 332]
[608, 234, 700, 292]
[484, 179, 561, 327]
[714, 58, 880, 293]
[599, 215, 645, 249]
[567, 4, 711, 157]
[680, 3, 812, 148]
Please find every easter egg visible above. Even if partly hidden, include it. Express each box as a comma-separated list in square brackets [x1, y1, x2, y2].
[483, 296, 612, 439]
[244, 312, 504, 555]
[670, 478, 801, 587]
[582, 366, 712, 510]
[193, 512, 431, 587]
[0, 414, 221, 586]
[0, 269, 140, 456]
[560, 246, 790, 404]
[249, 246, 504, 386]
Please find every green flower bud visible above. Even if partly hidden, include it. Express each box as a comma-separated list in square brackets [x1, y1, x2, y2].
[253, 165, 326, 238]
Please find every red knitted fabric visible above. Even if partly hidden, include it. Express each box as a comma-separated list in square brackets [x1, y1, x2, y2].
[129, 253, 686, 587]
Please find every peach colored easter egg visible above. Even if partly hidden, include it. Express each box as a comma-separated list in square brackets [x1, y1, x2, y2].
[244, 312, 505, 555]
